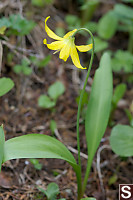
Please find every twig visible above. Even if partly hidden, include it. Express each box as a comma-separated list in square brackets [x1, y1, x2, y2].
[97, 145, 111, 199]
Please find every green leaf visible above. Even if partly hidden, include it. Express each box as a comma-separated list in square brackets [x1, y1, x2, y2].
[111, 50, 133, 73]
[112, 83, 127, 106]
[38, 95, 56, 109]
[108, 173, 118, 185]
[0, 126, 5, 170]
[21, 58, 30, 66]
[0, 77, 14, 97]
[48, 81, 65, 100]
[81, 198, 96, 200]
[88, 37, 108, 53]
[38, 55, 51, 68]
[13, 65, 22, 74]
[45, 183, 59, 200]
[55, 27, 65, 37]
[125, 109, 133, 127]
[3, 134, 78, 171]
[50, 120, 57, 135]
[30, 158, 42, 170]
[31, 0, 45, 7]
[98, 11, 118, 40]
[76, 90, 89, 109]
[110, 124, 133, 157]
[114, 4, 133, 20]
[9, 14, 36, 36]
[0, 17, 11, 27]
[85, 52, 113, 168]
[0, 14, 35, 36]
[122, 0, 133, 2]
[22, 66, 32, 76]
[65, 15, 79, 27]
[84, 22, 98, 34]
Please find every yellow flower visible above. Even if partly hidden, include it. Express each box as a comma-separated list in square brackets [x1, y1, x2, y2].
[43, 16, 92, 69]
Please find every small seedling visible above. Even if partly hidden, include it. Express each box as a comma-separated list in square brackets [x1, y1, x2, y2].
[0, 14, 36, 36]
[13, 58, 32, 76]
[30, 158, 42, 170]
[38, 81, 65, 109]
[37, 182, 66, 200]
[30, 55, 51, 68]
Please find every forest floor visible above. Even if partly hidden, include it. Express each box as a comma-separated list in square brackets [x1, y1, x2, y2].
[0, 0, 133, 199]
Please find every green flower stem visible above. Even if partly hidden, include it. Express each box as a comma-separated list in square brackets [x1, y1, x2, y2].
[73, 28, 95, 199]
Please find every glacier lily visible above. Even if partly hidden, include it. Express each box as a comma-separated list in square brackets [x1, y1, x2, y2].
[43, 16, 92, 69]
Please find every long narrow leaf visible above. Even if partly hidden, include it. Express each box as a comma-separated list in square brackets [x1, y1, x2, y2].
[85, 52, 113, 167]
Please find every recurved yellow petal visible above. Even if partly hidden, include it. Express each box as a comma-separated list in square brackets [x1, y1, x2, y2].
[70, 44, 86, 69]
[63, 29, 77, 39]
[45, 16, 63, 41]
[76, 43, 92, 52]
[43, 39, 64, 50]
[59, 44, 70, 61]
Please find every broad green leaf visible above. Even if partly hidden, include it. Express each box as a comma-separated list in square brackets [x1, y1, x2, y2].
[122, 0, 133, 2]
[0, 126, 5, 170]
[48, 81, 65, 100]
[32, 0, 53, 6]
[111, 50, 133, 73]
[112, 83, 127, 106]
[84, 22, 97, 34]
[3, 134, 78, 171]
[32, 0, 45, 7]
[85, 53, 113, 168]
[81, 0, 99, 9]
[55, 27, 65, 37]
[0, 17, 11, 27]
[114, 4, 133, 20]
[65, 15, 79, 27]
[88, 37, 108, 53]
[38, 95, 56, 109]
[110, 125, 133, 157]
[0, 77, 14, 97]
[98, 11, 118, 40]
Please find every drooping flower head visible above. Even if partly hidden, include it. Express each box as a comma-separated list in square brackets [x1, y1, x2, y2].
[43, 16, 92, 69]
